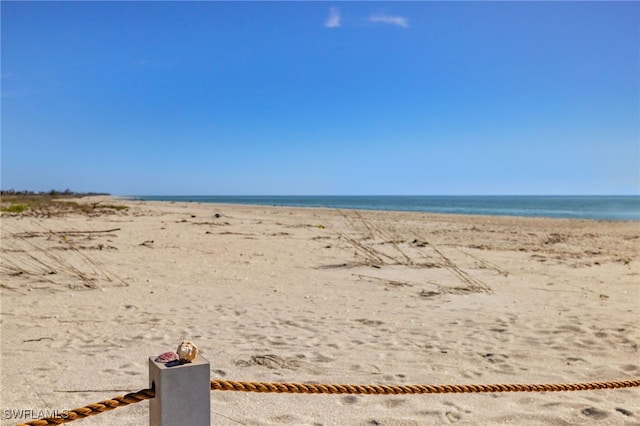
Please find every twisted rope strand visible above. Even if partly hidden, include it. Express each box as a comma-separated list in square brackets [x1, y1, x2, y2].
[17, 388, 155, 426]
[16, 379, 640, 425]
[209, 379, 640, 395]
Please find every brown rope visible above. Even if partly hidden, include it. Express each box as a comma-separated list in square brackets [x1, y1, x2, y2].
[16, 379, 640, 425]
[210, 379, 640, 394]
[16, 388, 155, 426]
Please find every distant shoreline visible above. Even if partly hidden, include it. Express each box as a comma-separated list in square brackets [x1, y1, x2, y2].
[126, 195, 640, 221]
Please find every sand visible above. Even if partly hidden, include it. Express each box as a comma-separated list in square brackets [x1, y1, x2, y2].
[1, 196, 638, 425]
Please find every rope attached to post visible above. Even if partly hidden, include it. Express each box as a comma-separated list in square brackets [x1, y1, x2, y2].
[16, 378, 640, 425]
[16, 388, 155, 426]
[210, 378, 640, 394]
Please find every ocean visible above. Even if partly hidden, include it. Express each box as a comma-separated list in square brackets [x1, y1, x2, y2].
[132, 195, 640, 221]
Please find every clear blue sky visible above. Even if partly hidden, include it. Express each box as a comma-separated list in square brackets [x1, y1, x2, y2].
[2, 1, 638, 195]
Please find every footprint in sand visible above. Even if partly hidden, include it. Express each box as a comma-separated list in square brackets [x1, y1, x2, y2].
[443, 401, 471, 423]
[581, 407, 609, 420]
[268, 414, 299, 423]
[480, 353, 509, 364]
[615, 408, 633, 417]
[235, 354, 300, 369]
[382, 398, 406, 408]
[341, 395, 359, 405]
[355, 318, 385, 326]
[445, 411, 462, 423]
[312, 353, 335, 363]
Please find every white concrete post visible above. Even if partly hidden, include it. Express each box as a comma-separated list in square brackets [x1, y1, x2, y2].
[149, 355, 210, 426]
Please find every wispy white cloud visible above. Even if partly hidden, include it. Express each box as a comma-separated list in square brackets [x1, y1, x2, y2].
[325, 7, 341, 28]
[369, 14, 409, 28]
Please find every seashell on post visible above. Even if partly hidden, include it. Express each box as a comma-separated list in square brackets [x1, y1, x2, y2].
[154, 351, 179, 363]
[177, 340, 198, 363]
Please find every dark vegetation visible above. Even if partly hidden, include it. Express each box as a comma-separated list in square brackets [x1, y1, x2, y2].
[0, 189, 127, 216]
[1, 189, 109, 197]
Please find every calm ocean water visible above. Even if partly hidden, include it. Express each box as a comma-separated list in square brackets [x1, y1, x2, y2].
[133, 195, 640, 221]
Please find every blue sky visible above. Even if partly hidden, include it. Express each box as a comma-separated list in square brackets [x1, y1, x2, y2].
[2, 1, 638, 195]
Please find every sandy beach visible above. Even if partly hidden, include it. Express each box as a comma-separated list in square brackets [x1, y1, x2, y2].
[1, 196, 638, 425]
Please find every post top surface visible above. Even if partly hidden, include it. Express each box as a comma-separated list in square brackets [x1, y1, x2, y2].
[149, 354, 209, 369]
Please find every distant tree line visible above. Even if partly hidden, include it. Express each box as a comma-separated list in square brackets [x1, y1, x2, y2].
[0, 189, 110, 196]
